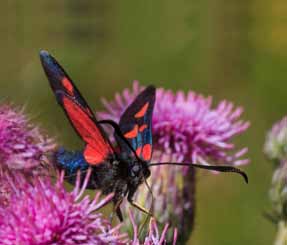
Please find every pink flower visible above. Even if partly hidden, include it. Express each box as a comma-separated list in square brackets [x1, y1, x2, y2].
[0, 104, 56, 172]
[98, 81, 250, 239]
[0, 169, 127, 245]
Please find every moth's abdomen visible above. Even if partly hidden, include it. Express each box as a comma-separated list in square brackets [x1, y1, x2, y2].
[55, 148, 118, 192]
[55, 147, 89, 176]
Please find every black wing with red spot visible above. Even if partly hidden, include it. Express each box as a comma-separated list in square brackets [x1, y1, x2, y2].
[116, 86, 155, 162]
[40, 50, 114, 165]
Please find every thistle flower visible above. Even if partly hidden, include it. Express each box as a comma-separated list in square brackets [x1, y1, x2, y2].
[264, 116, 287, 244]
[264, 116, 287, 163]
[0, 169, 127, 245]
[98, 81, 249, 238]
[0, 104, 56, 172]
[128, 210, 177, 245]
[269, 163, 287, 222]
[99, 81, 249, 168]
[267, 157, 287, 245]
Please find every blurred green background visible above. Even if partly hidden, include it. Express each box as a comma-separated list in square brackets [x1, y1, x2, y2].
[2, 0, 287, 244]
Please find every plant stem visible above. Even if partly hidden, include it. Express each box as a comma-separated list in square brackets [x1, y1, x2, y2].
[275, 221, 287, 245]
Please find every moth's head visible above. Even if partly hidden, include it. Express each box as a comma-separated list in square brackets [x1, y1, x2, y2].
[139, 160, 151, 179]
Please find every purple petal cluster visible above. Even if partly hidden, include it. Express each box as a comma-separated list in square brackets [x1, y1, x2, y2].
[99, 81, 250, 168]
[0, 169, 127, 245]
[264, 116, 287, 162]
[0, 104, 56, 171]
[0, 169, 10, 207]
[129, 210, 177, 245]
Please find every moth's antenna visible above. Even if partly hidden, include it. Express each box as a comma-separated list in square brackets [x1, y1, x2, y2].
[98, 119, 143, 162]
[149, 162, 248, 183]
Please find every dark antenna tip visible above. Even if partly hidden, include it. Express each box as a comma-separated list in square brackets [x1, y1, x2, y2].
[149, 162, 249, 184]
[235, 169, 248, 184]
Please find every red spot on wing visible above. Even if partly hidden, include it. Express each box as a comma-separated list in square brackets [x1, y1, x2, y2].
[62, 77, 74, 95]
[124, 125, 139, 139]
[136, 147, 142, 157]
[84, 145, 105, 165]
[62, 96, 112, 164]
[139, 124, 148, 132]
[135, 102, 149, 118]
[142, 144, 152, 161]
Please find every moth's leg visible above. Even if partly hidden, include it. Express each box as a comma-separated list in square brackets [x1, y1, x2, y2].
[110, 198, 123, 223]
[127, 184, 155, 236]
[127, 190, 153, 217]
[128, 200, 153, 216]
[127, 195, 154, 237]
[144, 177, 154, 216]
[115, 205, 123, 222]
[127, 177, 155, 217]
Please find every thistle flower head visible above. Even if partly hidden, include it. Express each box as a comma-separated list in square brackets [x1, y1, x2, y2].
[99, 81, 249, 240]
[0, 169, 127, 244]
[264, 116, 287, 163]
[269, 161, 287, 222]
[99, 81, 250, 168]
[0, 104, 56, 172]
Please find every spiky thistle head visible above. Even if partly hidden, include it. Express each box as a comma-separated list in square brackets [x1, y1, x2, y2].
[98, 81, 249, 240]
[0, 169, 127, 245]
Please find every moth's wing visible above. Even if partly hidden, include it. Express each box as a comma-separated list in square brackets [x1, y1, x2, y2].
[40, 50, 114, 165]
[116, 86, 155, 162]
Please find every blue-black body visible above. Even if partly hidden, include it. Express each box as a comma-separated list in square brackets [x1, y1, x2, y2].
[56, 147, 151, 217]
[56, 147, 89, 176]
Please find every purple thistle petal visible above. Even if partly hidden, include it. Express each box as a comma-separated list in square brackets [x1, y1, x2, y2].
[0, 104, 56, 173]
[0, 169, 10, 207]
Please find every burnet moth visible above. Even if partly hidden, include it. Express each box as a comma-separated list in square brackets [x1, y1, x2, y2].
[40, 50, 248, 221]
